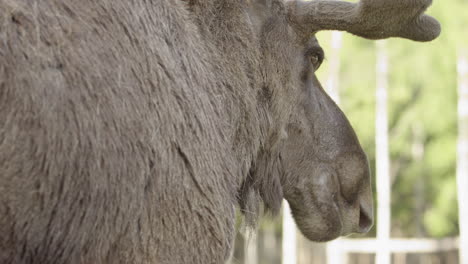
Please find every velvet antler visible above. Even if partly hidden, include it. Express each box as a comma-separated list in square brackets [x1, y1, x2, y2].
[287, 0, 441, 42]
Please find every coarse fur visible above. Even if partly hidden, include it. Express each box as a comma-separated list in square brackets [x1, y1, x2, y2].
[0, 0, 439, 263]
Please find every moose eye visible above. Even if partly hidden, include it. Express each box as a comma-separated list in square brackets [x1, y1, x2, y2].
[307, 48, 324, 71]
[310, 55, 321, 69]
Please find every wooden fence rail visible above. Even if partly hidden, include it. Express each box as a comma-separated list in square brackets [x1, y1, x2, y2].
[326, 237, 460, 264]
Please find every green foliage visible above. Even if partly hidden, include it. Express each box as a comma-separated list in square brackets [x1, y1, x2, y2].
[424, 176, 459, 237]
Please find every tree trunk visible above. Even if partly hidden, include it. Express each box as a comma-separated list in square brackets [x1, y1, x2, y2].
[412, 123, 426, 238]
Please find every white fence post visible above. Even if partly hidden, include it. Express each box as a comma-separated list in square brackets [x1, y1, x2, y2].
[326, 31, 343, 104]
[244, 231, 258, 264]
[282, 201, 297, 264]
[327, 239, 347, 264]
[457, 49, 468, 264]
[375, 40, 391, 264]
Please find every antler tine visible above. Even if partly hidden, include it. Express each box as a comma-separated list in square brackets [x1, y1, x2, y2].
[286, 0, 441, 42]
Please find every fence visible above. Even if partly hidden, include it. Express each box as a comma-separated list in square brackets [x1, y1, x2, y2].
[326, 237, 460, 264]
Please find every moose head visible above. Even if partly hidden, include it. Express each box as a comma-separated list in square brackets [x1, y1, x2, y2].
[239, 0, 440, 241]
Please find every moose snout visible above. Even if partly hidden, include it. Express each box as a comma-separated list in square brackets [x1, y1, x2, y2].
[351, 173, 374, 235]
[341, 193, 374, 236]
[357, 200, 373, 233]
[336, 152, 374, 235]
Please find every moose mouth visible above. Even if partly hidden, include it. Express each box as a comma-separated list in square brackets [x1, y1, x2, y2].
[287, 191, 343, 242]
[290, 198, 373, 242]
[286, 169, 374, 242]
[335, 194, 374, 236]
[358, 204, 373, 233]
[335, 188, 374, 236]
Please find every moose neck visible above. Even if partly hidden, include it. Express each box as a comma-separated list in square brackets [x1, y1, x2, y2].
[187, 1, 282, 201]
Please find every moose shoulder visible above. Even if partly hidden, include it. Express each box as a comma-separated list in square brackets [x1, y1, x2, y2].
[0, 0, 440, 263]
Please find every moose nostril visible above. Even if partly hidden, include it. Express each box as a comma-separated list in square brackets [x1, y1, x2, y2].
[358, 205, 373, 233]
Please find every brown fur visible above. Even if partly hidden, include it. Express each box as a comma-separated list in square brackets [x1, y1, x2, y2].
[0, 0, 439, 263]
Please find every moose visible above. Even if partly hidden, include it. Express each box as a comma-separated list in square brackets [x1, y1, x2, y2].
[0, 0, 439, 263]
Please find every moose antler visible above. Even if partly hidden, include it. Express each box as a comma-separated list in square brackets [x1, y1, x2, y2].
[286, 0, 441, 42]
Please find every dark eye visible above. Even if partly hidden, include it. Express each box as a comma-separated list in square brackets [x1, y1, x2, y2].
[310, 54, 321, 69]
[307, 47, 324, 71]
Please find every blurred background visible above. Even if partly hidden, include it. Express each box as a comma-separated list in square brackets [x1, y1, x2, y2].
[228, 0, 468, 263]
